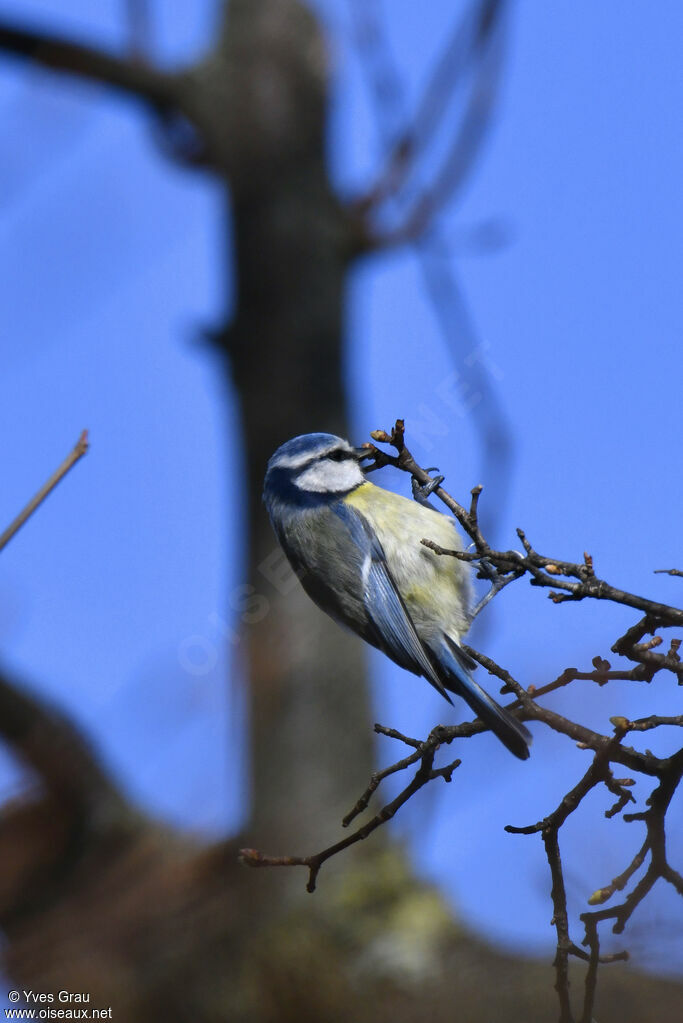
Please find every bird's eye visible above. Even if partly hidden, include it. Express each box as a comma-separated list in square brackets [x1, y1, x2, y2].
[328, 449, 348, 462]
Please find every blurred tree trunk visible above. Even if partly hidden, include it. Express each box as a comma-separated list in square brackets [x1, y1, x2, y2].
[0, 2, 680, 1021]
[211, 0, 374, 855]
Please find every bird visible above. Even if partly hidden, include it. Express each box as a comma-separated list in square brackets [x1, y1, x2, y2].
[263, 432, 531, 760]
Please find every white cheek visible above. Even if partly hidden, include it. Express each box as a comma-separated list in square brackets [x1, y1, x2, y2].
[295, 461, 364, 492]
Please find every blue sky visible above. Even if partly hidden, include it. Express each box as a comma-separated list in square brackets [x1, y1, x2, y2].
[0, 0, 681, 973]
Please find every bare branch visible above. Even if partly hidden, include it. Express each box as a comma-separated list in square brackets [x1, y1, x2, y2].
[0, 21, 180, 110]
[619, 715, 683, 732]
[244, 421, 683, 1017]
[0, 430, 89, 553]
[580, 750, 683, 942]
[587, 839, 649, 907]
[504, 737, 639, 1022]
[240, 726, 460, 892]
[365, 424, 683, 630]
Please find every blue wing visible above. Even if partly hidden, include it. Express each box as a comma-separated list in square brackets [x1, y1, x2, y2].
[333, 501, 452, 703]
[333, 500, 532, 759]
[437, 636, 532, 760]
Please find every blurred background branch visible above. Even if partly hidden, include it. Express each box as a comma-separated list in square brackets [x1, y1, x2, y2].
[0, 20, 179, 107]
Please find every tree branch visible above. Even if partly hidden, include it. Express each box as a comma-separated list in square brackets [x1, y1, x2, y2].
[243, 421, 683, 1020]
[0, 430, 89, 553]
[362, 420, 683, 634]
[0, 21, 180, 110]
[240, 725, 460, 892]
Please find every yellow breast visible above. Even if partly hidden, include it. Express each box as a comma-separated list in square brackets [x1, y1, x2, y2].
[344, 481, 470, 639]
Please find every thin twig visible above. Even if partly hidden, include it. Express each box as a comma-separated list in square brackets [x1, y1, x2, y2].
[0, 430, 89, 553]
[365, 422, 683, 631]
[587, 839, 649, 906]
[528, 658, 652, 701]
[616, 715, 683, 733]
[239, 736, 458, 892]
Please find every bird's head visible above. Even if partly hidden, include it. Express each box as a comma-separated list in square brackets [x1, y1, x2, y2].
[264, 433, 370, 507]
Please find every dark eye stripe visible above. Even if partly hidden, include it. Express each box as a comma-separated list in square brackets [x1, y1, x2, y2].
[284, 449, 349, 471]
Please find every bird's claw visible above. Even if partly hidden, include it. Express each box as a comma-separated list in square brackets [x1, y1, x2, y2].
[411, 470, 445, 505]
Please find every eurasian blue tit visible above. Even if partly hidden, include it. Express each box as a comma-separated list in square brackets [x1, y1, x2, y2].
[263, 433, 531, 760]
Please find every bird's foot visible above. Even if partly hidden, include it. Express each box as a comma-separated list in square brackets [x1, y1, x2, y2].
[411, 469, 445, 505]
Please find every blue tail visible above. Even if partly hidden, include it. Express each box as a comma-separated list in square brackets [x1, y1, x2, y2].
[436, 637, 532, 760]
